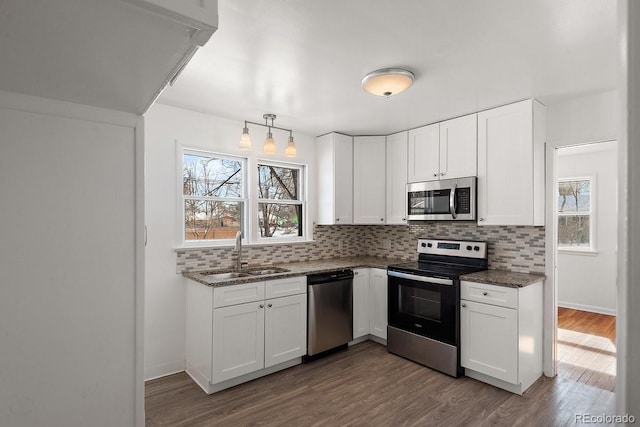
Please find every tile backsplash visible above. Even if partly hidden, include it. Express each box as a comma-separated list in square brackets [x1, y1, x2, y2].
[176, 223, 545, 274]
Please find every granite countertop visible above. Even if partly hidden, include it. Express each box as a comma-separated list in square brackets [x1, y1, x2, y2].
[184, 256, 546, 289]
[183, 256, 407, 287]
[460, 270, 546, 288]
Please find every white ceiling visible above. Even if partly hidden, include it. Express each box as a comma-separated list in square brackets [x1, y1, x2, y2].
[157, 0, 618, 137]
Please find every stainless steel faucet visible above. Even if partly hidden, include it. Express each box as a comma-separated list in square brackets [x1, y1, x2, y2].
[234, 230, 243, 271]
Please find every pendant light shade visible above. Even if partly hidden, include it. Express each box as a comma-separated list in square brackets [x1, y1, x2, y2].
[362, 68, 415, 97]
[285, 135, 297, 158]
[239, 126, 252, 151]
[263, 131, 277, 154]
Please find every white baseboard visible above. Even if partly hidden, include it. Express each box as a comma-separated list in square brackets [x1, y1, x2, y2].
[558, 301, 616, 316]
[144, 360, 185, 381]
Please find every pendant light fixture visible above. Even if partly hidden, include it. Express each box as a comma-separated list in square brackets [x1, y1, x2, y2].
[238, 113, 297, 157]
[239, 124, 252, 151]
[362, 68, 415, 97]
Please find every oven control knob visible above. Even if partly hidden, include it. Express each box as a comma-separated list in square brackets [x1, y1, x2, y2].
[421, 242, 427, 248]
[466, 245, 472, 251]
[427, 243, 432, 248]
[474, 246, 480, 251]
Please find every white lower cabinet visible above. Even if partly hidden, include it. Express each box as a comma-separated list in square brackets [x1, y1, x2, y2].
[369, 268, 388, 340]
[213, 300, 265, 383]
[353, 269, 370, 339]
[264, 293, 307, 368]
[460, 280, 542, 395]
[186, 276, 307, 394]
[352, 268, 387, 342]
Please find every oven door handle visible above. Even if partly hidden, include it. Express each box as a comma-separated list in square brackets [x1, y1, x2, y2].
[449, 183, 457, 219]
[387, 271, 454, 286]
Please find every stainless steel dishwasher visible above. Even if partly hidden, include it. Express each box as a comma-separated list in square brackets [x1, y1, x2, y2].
[306, 269, 354, 357]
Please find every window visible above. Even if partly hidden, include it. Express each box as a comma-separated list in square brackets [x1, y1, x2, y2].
[257, 162, 304, 239]
[557, 178, 593, 249]
[182, 151, 246, 242]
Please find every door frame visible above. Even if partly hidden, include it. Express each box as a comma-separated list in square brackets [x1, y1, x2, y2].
[543, 139, 617, 377]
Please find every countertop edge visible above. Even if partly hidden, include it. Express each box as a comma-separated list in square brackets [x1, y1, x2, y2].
[460, 270, 546, 288]
[183, 257, 405, 287]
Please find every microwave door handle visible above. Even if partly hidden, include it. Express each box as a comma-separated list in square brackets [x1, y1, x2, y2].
[449, 183, 457, 219]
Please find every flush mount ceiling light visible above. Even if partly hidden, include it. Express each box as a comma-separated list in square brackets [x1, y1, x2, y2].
[239, 113, 297, 157]
[362, 68, 415, 97]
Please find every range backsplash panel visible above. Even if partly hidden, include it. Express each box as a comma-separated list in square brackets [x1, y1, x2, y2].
[365, 223, 545, 274]
[176, 223, 545, 274]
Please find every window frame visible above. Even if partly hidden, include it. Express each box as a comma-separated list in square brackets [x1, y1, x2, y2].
[179, 147, 248, 247]
[556, 176, 596, 253]
[255, 159, 307, 243]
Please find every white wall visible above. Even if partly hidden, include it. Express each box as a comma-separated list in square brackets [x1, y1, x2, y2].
[547, 90, 619, 146]
[144, 102, 317, 380]
[556, 142, 618, 314]
[0, 91, 143, 427]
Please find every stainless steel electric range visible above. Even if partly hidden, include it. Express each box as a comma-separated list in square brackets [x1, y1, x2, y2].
[387, 238, 488, 377]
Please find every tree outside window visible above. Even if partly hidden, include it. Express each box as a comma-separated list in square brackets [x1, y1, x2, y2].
[257, 163, 304, 239]
[183, 152, 245, 241]
[557, 178, 592, 249]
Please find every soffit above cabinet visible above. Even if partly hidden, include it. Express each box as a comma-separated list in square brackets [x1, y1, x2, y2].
[0, 0, 217, 114]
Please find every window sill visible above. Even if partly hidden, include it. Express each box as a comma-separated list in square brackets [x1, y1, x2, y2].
[557, 248, 599, 256]
[174, 239, 315, 251]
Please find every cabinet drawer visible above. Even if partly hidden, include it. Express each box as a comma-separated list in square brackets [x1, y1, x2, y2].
[213, 282, 265, 308]
[461, 281, 518, 309]
[265, 276, 306, 299]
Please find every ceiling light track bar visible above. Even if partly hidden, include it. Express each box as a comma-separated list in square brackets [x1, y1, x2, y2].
[244, 120, 293, 137]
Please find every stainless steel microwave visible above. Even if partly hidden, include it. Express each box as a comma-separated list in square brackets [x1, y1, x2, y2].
[407, 177, 477, 221]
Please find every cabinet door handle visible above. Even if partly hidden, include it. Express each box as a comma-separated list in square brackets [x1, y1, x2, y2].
[433, 173, 438, 177]
[336, 218, 340, 222]
[440, 172, 445, 176]
[461, 303, 467, 308]
[259, 304, 264, 308]
[380, 218, 384, 222]
[483, 292, 488, 296]
[354, 271, 359, 275]
[402, 217, 406, 221]
[267, 303, 272, 308]
[479, 218, 485, 222]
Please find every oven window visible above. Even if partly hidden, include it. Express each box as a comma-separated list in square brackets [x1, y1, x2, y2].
[399, 286, 442, 322]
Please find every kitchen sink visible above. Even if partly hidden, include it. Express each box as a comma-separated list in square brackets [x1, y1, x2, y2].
[245, 267, 290, 275]
[202, 271, 251, 281]
[199, 267, 290, 282]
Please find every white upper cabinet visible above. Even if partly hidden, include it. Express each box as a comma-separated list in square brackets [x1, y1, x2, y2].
[408, 114, 477, 182]
[408, 123, 440, 182]
[386, 131, 409, 225]
[439, 114, 478, 179]
[353, 136, 387, 224]
[477, 99, 545, 226]
[316, 133, 353, 225]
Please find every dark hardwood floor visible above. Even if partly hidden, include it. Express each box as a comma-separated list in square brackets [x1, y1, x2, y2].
[146, 341, 615, 426]
[557, 307, 616, 392]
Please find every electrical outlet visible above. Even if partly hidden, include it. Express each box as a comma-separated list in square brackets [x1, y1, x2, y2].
[382, 239, 391, 250]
